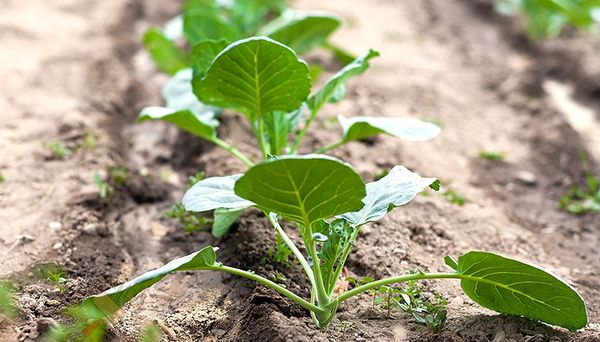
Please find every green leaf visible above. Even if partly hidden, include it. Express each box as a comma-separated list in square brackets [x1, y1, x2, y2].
[193, 37, 311, 119]
[456, 251, 588, 330]
[142, 28, 189, 75]
[212, 207, 244, 238]
[338, 115, 441, 143]
[183, 0, 241, 44]
[162, 69, 220, 119]
[341, 166, 436, 227]
[183, 174, 254, 212]
[84, 246, 219, 317]
[234, 155, 366, 225]
[318, 219, 353, 293]
[264, 108, 303, 155]
[260, 11, 341, 55]
[229, 0, 287, 34]
[307, 49, 379, 114]
[190, 39, 230, 77]
[137, 107, 217, 141]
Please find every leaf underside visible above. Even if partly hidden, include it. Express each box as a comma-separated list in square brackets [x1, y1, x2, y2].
[339, 115, 442, 143]
[457, 251, 588, 331]
[183, 174, 255, 212]
[341, 165, 436, 227]
[234, 155, 366, 225]
[85, 246, 219, 317]
[137, 107, 217, 141]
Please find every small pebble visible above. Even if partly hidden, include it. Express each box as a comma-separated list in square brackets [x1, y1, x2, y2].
[52, 242, 63, 250]
[45, 300, 61, 307]
[82, 223, 97, 235]
[513, 170, 537, 186]
[48, 221, 62, 231]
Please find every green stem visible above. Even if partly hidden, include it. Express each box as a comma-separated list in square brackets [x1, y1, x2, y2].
[212, 137, 255, 168]
[314, 140, 345, 155]
[321, 41, 357, 65]
[257, 119, 269, 159]
[333, 273, 460, 304]
[303, 224, 330, 306]
[212, 265, 325, 314]
[327, 228, 359, 295]
[267, 213, 316, 289]
[290, 115, 313, 154]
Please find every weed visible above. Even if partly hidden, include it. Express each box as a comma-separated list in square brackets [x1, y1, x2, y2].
[478, 150, 505, 161]
[164, 204, 211, 233]
[46, 141, 72, 159]
[559, 154, 600, 215]
[94, 172, 114, 200]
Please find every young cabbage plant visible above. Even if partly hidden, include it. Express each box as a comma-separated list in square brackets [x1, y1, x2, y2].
[86, 156, 588, 331]
[143, 0, 352, 76]
[496, 0, 600, 40]
[139, 36, 440, 236]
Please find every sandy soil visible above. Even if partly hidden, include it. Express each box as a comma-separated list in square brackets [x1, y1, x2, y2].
[1, 0, 599, 341]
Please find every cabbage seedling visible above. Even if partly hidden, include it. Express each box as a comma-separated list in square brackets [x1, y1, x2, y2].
[140, 36, 440, 236]
[143, 0, 352, 75]
[496, 0, 600, 40]
[86, 156, 588, 331]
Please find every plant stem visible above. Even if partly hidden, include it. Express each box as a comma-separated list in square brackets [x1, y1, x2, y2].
[212, 265, 325, 314]
[314, 140, 345, 154]
[267, 213, 316, 289]
[212, 137, 255, 167]
[333, 273, 459, 304]
[327, 228, 359, 295]
[257, 119, 269, 159]
[303, 224, 330, 307]
[321, 41, 357, 65]
[290, 114, 314, 154]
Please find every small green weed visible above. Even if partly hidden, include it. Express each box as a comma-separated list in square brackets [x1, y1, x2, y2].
[559, 154, 600, 215]
[47, 270, 67, 293]
[94, 172, 114, 200]
[46, 141, 72, 159]
[164, 204, 211, 233]
[478, 150, 505, 161]
[187, 171, 205, 189]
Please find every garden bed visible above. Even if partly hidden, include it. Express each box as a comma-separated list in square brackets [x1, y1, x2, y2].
[1, 0, 599, 341]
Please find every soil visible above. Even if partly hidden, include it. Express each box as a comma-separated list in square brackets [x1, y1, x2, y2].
[1, 0, 599, 341]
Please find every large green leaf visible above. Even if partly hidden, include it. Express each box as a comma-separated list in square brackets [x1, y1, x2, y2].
[234, 155, 365, 225]
[183, 174, 254, 212]
[137, 107, 217, 141]
[183, 0, 241, 44]
[142, 28, 189, 75]
[338, 115, 441, 143]
[190, 39, 230, 77]
[260, 11, 341, 55]
[307, 49, 379, 114]
[193, 37, 311, 119]
[341, 166, 436, 227]
[454, 251, 588, 330]
[84, 246, 219, 316]
[212, 207, 244, 238]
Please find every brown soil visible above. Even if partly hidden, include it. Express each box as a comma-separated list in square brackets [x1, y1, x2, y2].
[1, 0, 599, 341]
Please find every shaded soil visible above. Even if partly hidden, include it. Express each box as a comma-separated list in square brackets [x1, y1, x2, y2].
[1, 0, 599, 341]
